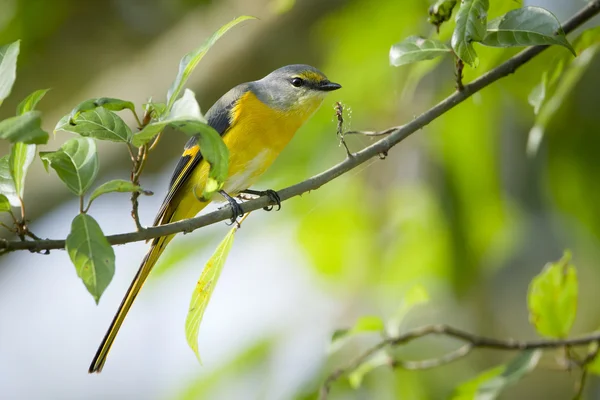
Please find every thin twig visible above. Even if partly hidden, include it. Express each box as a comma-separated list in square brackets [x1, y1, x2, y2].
[0, 0, 598, 254]
[319, 324, 600, 399]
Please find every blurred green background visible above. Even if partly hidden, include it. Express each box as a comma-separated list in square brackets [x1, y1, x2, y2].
[1, 0, 600, 399]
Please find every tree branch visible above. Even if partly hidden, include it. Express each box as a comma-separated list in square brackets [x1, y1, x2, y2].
[319, 324, 600, 399]
[1, 0, 598, 254]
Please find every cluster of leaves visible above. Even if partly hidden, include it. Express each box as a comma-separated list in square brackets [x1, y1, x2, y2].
[390, 1, 574, 68]
[329, 252, 600, 398]
[0, 17, 253, 304]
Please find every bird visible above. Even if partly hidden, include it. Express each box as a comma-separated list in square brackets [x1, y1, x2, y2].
[88, 64, 341, 373]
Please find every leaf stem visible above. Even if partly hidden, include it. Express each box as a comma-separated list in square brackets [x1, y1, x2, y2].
[79, 195, 85, 214]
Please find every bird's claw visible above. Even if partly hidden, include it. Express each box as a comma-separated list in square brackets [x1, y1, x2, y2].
[239, 189, 281, 211]
[219, 190, 244, 225]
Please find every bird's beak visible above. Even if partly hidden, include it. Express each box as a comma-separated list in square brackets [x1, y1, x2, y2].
[319, 81, 342, 91]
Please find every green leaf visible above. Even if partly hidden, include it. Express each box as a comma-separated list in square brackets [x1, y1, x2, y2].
[9, 142, 35, 201]
[330, 315, 385, 353]
[165, 16, 255, 113]
[585, 341, 600, 376]
[428, 0, 458, 28]
[66, 213, 115, 304]
[527, 251, 578, 338]
[387, 285, 430, 337]
[185, 225, 237, 362]
[0, 155, 18, 206]
[55, 107, 132, 143]
[348, 350, 391, 389]
[68, 97, 136, 120]
[451, 350, 541, 400]
[527, 72, 547, 115]
[173, 120, 228, 200]
[0, 193, 11, 212]
[527, 43, 600, 155]
[133, 90, 229, 200]
[451, 0, 489, 67]
[39, 137, 99, 196]
[143, 101, 166, 119]
[389, 36, 452, 66]
[16, 88, 50, 115]
[0, 111, 49, 144]
[87, 179, 144, 209]
[482, 7, 575, 55]
[0, 40, 20, 107]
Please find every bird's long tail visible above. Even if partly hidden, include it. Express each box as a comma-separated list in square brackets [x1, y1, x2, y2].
[88, 232, 175, 373]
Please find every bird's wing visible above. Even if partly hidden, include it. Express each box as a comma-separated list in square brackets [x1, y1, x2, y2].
[152, 84, 251, 227]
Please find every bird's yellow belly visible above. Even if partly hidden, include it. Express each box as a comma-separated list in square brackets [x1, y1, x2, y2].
[189, 91, 314, 199]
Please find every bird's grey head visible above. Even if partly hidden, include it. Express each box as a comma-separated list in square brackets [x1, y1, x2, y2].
[251, 64, 341, 113]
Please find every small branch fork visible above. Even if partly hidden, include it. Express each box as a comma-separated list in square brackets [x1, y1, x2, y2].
[319, 324, 600, 399]
[0, 0, 598, 255]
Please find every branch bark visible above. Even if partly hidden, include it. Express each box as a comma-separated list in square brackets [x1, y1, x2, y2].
[1, 0, 599, 254]
[319, 324, 600, 399]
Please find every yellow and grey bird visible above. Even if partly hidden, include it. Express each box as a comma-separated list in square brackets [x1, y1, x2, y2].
[89, 64, 341, 373]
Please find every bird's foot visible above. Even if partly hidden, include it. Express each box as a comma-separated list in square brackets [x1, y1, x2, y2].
[239, 189, 281, 211]
[218, 190, 244, 225]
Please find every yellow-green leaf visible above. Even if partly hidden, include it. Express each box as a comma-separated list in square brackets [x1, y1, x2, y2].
[9, 142, 35, 201]
[16, 88, 50, 115]
[330, 315, 385, 353]
[527, 251, 578, 338]
[165, 16, 255, 113]
[0, 193, 11, 212]
[185, 225, 237, 362]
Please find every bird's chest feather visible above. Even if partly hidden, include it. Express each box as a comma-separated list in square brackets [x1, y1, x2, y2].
[221, 92, 313, 194]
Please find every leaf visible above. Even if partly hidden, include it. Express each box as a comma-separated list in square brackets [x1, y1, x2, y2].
[527, 251, 578, 338]
[9, 142, 35, 201]
[133, 90, 229, 200]
[185, 225, 237, 362]
[585, 341, 600, 376]
[87, 179, 143, 208]
[348, 350, 391, 389]
[329, 315, 385, 353]
[451, 350, 541, 400]
[165, 16, 255, 113]
[0, 155, 18, 206]
[39, 137, 99, 196]
[16, 88, 50, 115]
[55, 107, 132, 143]
[527, 72, 547, 115]
[0, 111, 49, 144]
[390, 36, 452, 66]
[387, 285, 430, 337]
[173, 120, 228, 200]
[169, 88, 203, 120]
[451, 0, 489, 67]
[0, 40, 20, 107]
[482, 7, 575, 55]
[428, 0, 458, 28]
[0, 194, 11, 212]
[66, 214, 115, 304]
[527, 44, 600, 155]
[68, 97, 136, 120]
[143, 101, 166, 119]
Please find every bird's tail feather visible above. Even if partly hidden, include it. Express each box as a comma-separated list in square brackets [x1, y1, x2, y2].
[88, 233, 175, 373]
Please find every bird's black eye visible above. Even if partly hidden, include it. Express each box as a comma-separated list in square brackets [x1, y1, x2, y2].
[291, 77, 304, 87]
